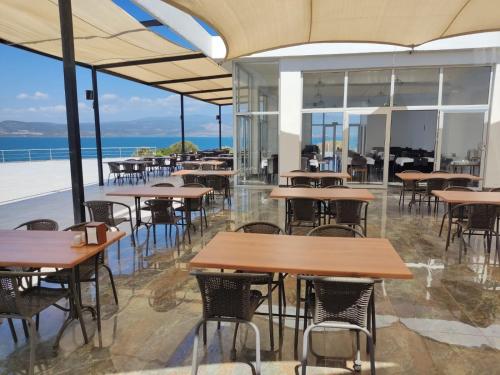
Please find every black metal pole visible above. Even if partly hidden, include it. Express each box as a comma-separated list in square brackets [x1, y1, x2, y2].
[59, 0, 85, 223]
[180, 94, 186, 156]
[91, 67, 104, 186]
[218, 105, 222, 149]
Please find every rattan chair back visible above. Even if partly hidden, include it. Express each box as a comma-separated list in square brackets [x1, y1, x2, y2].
[335, 200, 365, 225]
[453, 203, 498, 231]
[235, 222, 283, 234]
[320, 177, 342, 187]
[192, 271, 265, 321]
[447, 178, 470, 187]
[182, 174, 198, 184]
[311, 277, 374, 327]
[307, 224, 364, 238]
[14, 219, 58, 231]
[291, 176, 312, 186]
[144, 199, 179, 225]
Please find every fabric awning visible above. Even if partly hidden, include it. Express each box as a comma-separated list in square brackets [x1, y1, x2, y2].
[165, 0, 500, 60]
[0, 0, 232, 105]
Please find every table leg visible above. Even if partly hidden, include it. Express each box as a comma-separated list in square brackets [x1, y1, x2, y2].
[278, 273, 283, 349]
[294, 277, 301, 359]
[134, 196, 142, 229]
[200, 206, 204, 237]
[285, 199, 289, 234]
[95, 255, 102, 347]
[445, 203, 452, 251]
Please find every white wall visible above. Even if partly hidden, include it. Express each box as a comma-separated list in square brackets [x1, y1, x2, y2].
[485, 65, 500, 187]
[390, 111, 438, 151]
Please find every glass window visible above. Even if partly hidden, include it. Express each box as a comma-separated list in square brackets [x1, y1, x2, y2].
[301, 113, 343, 171]
[442, 66, 491, 105]
[394, 68, 439, 106]
[440, 112, 484, 176]
[348, 70, 391, 107]
[347, 114, 386, 184]
[303, 72, 344, 108]
[235, 62, 279, 112]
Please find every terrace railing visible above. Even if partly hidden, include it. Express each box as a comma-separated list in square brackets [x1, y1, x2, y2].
[0, 146, 157, 163]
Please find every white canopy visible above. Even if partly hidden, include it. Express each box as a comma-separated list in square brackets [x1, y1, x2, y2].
[0, 0, 232, 105]
[165, 0, 500, 60]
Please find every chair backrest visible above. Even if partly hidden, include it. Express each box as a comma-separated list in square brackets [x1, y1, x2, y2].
[14, 219, 58, 231]
[444, 186, 474, 192]
[490, 187, 500, 192]
[320, 177, 342, 187]
[151, 183, 174, 188]
[290, 198, 318, 222]
[335, 200, 366, 225]
[201, 164, 214, 170]
[205, 175, 228, 191]
[326, 185, 351, 189]
[144, 199, 178, 225]
[84, 201, 119, 227]
[183, 163, 198, 170]
[191, 270, 268, 321]
[423, 178, 447, 192]
[310, 276, 374, 327]
[122, 163, 136, 173]
[431, 170, 449, 173]
[235, 222, 283, 234]
[447, 178, 470, 188]
[453, 203, 499, 231]
[181, 174, 198, 184]
[291, 176, 312, 186]
[181, 183, 205, 210]
[291, 183, 312, 189]
[108, 162, 121, 173]
[307, 224, 365, 238]
[351, 155, 367, 167]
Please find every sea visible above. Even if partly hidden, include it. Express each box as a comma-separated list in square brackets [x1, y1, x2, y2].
[0, 136, 233, 162]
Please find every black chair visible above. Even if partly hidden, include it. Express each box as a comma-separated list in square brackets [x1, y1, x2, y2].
[190, 271, 267, 375]
[287, 197, 321, 234]
[300, 276, 375, 375]
[291, 176, 313, 186]
[107, 162, 122, 185]
[324, 185, 351, 223]
[452, 203, 500, 262]
[414, 178, 447, 213]
[144, 199, 185, 255]
[174, 183, 208, 240]
[319, 176, 342, 187]
[181, 174, 198, 184]
[14, 219, 58, 231]
[398, 170, 423, 207]
[205, 175, 231, 209]
[334, 200, 369, 236]
[84, 201, 135, 246]
[0, 269, 79, 375]
[438, 186, 475, 237]
[349, 155, 368, 183]
[447, 178, 470, 188]
[235, 222, 285, 349]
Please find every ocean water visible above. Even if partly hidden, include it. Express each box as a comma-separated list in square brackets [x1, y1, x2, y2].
[0, 136, 233, 162]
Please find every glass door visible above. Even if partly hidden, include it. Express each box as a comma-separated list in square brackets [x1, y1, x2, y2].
[437, 111, 487, 177]
[345, 110, 390, 185]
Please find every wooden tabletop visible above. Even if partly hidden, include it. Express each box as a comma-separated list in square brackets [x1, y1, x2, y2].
[269, 187, 375, 201]
[107, 186, 213, 199]
[179, 160, 225, 166]
[172, 170, 237, 177]
[281, 171, 351, 179]
[0, 230, 125, 268]
[432, 190, 500, 204]
[190, 232, 412, 279]
[396, 172, 481, 181]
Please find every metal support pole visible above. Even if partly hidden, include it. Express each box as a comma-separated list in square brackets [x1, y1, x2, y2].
[91, 67, 104, 186]
[59, 0, 85, 223]
[180, 94, 186, 156]
[218, 105, 222, 149]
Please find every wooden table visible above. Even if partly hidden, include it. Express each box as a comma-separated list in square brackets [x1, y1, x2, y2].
[395, 172, 481, 182]
[179, 160, 225, 168]
[107, 187, 213, 235]
[269, 187, 374, 201]
[191, 232, 412, 279]
[270, 187, 374, 234]
[432, 190, 500, 250]
[171, 169, 237, 177]
[191, 231, 412, 351]
[0, 229, 125, 348]
[281, 171, 351, 186]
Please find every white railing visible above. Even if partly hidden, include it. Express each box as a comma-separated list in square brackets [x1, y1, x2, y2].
[0, 146, 157, 163]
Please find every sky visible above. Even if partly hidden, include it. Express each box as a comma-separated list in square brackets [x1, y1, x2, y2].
[0, 0, 232, 134]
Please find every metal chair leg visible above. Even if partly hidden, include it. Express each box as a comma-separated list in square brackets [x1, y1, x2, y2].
[247, 321, 261, 375]
[191, 319, 204, 375]
[103, 264, 119, 305]
[267, 281, 275, 351]
[8, 318, 18, 342]
[26, 318, 37, 375]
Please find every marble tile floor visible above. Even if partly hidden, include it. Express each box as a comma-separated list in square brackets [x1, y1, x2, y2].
[1, 186, 499, 374]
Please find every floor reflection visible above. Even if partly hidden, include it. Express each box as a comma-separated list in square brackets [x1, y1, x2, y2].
[1, 186, 499, 374]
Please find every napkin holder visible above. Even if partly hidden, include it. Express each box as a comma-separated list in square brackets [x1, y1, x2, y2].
[85, 222, 107, 245]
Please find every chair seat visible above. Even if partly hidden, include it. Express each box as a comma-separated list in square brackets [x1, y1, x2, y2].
[14, 287, 68, 317]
